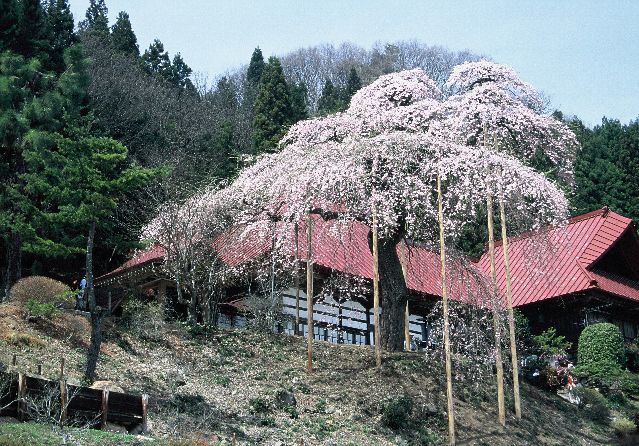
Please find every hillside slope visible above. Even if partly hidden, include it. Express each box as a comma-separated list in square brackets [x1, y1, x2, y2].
[0, 302, 618, 445]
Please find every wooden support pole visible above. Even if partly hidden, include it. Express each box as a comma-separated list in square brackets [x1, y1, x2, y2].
[295, 222, 301, 336]
[437, 173, 456, 446]
[372, 207, 382, 369]
[141, 394, 149, 433]
[500, 196, 522, 420]
[12, 354, 16, 367]
[59, 379, 67, 427]
[17, 373, 26, 422]
[37, 364, 42, 375]
[306, 214, 314, 373]
[487, 192, 506, 427]
[101, 388, 110, 429]
[59, 358, 65, 380]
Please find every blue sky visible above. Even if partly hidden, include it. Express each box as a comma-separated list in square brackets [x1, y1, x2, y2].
[68, 0, 639, 127]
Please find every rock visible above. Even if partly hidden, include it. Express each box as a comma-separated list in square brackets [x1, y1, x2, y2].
[275, 389, 296, 408]
[423, 402, 438, 416]
[90, 380, 125, 393]
[103, 422, 128, 434]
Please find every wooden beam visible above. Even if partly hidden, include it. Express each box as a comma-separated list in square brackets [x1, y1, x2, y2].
[295, 222, 301, 336]
[101, 389, 110, 429]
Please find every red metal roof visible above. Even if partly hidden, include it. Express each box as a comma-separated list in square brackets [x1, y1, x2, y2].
[476, 208, 639, 306]
[100, 208, 639, 308]
[95, 243, 166, 283]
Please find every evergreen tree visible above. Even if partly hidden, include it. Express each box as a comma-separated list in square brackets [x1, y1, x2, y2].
[252, 56, 292, 154]
[45, 0, 76, 72]
[572, 117, 639, 224]
[79, 0, 109, 36]
[142, 38, 171, 78]
[345, 67, 362, 99]
[246, 47, 265, 88]
[289, 82, 308, 123]
[317, 79, 346, 115]
[210, 76, 238, 112]
[0, 0, 20, 53]
[15, 0, 51, 60]
[168, 53, 194, 91]
[111, 11, 138, 57]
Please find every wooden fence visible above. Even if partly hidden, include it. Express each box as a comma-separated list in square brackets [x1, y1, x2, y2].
[0, 356, 147, 433]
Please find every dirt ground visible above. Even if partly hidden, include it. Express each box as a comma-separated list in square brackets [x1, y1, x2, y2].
[0, 302, 621, 445]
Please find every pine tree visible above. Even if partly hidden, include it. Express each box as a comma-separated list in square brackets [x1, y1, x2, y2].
[345, 67, 362, 99]
[15, 0, 51, 59]
[246, 47, 265, 88]
[111, 11, 138, 57]
[289, 82, 308, 123]
[317, 79, 346, 115]
[80, 0, 109, 36]
[252, 56, 292, 154]
[0, 0, 20, 53]
[168, 53, 194, 91]
[142, 39, 171, 78]
[44, 0, 76, 72]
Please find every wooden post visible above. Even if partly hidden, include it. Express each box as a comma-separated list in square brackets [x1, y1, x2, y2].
[107, 291, 112, 315]
[141, 394, 149, 433]
[12, 354, 16, 367]
[59, 379, 67, 427]
[59, 358, 65, 380]
[101, 388, 110, 429]
[365, 305, 372, 345]
[306, 214, 314, 373]
[487, 192, 506, 427]
[372, 207, 382, 369]
[17, 373, 26, 421]
[500, 196, 522, 420]
[37, 364, 42, 375]
[437, 173, 456, 446]
[295, 222, 301, 336]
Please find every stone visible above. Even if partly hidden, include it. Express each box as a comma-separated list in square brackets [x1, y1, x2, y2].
[90, 380, 125, 393]
[275, 389, 296, 408]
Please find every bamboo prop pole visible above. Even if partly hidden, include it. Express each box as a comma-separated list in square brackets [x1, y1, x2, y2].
[306, 214, 314, 373]
[372, 206, 382, 369]
[487, 192, 506, 427]
[437, 173, 456, 446]
[500, 196, 522, 420]
[295, 222, 301, 336]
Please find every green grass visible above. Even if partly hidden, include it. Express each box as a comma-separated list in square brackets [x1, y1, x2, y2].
[0, 422, 145, 446]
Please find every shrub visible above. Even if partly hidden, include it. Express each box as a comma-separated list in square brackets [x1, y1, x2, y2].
[625, 341, 639, 373]
[578, 323, 625, 370]
[249, 397, 271, 414]
[120, 297, 166, 341]
[573, 387, 610, 422]
[611, 416, 636, 436]
[533, 327, 571, 356]
[381, 395, 413, 430]
[9, 276, 72, 318]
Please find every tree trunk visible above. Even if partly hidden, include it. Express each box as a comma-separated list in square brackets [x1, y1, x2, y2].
[188, 278, 198, 325]
[84, 221, 101, 383]
[371, 234, 409, 352]
[4, 232, 22, 301]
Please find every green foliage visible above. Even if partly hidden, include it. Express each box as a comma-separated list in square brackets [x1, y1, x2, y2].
[533, 327, 571, 355]
[44, 0, 76, 72]
[252, 56, 292, 154]
[573, 387, 610, 422]
[578, 323, 625, 370]
[142, 39, 171, 77]
[514, 309, 535, 354]
[625, 340, 639, 372]
[249, 397, 271, 414]
[611, 416, 637, 436]
[570, 117, 639, 225]
[111, 11, 138, 57]
[381, 395, 413, 430]
[79, 0, 109, 36]
[289, 82, 309, 123]
[317, 79, 346, 115]
[24, 298, 60, 319]
[246, 47, 265, 87]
